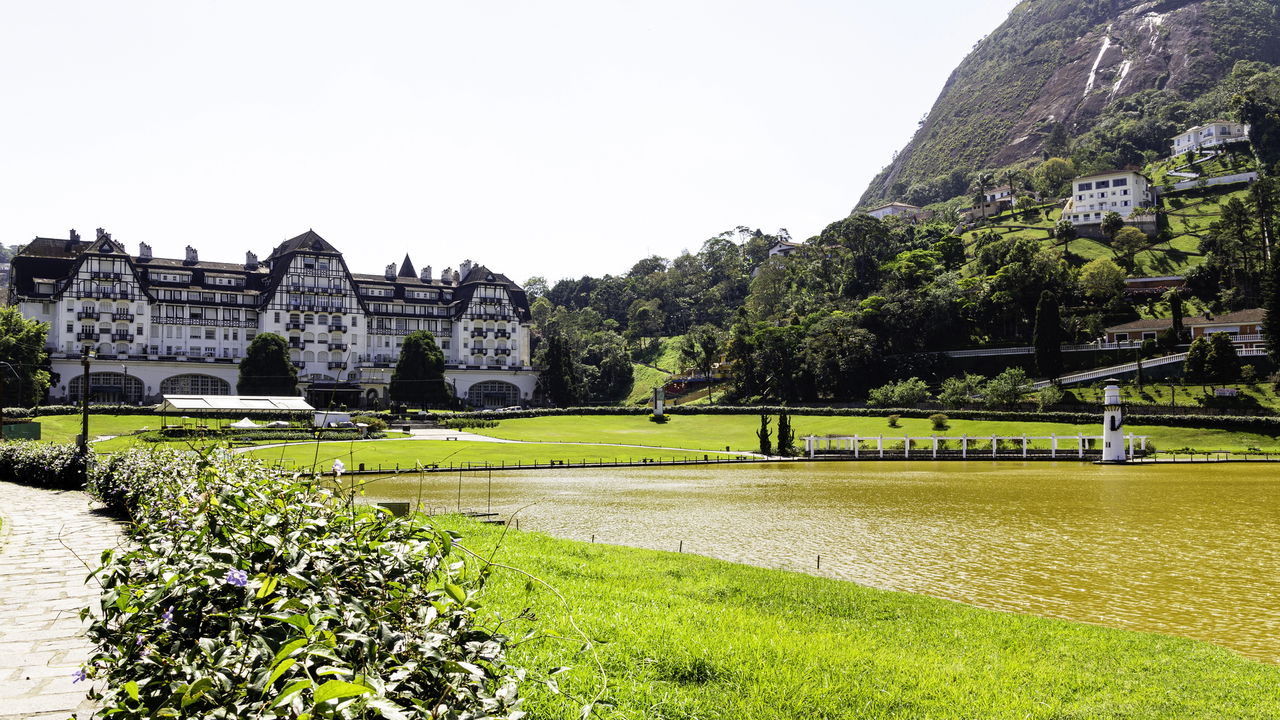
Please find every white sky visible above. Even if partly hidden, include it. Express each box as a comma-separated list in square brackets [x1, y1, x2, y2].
[1, 0, 1017, 283]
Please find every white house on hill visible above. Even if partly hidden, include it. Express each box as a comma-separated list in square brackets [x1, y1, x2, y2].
[866, 202, 924, 221]
[1062, 171, 1153, 226]
[1170, 121, 1250, 156]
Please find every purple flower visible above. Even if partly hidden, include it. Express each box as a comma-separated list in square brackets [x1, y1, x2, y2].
[72, 668, 87, 684]
[161, 606, 173, 625]
[136, 635, 144, 646]
[224, 569, 249, 588]
[332, 459, 345, 476]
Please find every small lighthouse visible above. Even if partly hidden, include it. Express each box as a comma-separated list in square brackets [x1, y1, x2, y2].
[1101, 379, 1126, 463]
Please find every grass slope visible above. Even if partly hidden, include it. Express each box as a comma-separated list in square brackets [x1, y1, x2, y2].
[442, 517, 1280, 719]
[472, 413, 1280, 454]
[243, 439, 737, 472]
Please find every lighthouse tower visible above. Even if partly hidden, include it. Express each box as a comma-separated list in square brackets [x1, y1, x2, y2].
[1101, 380, 1126, 463]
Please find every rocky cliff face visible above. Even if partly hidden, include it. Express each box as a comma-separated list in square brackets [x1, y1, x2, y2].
[857, 0, 1280, 208]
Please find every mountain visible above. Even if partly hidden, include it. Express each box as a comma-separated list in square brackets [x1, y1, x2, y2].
[857, 0, 1280, 209]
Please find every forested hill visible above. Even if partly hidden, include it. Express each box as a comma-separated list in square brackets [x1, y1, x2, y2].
[857, 0, 1280, 209]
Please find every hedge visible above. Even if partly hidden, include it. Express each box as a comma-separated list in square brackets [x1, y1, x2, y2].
[437, 405, 1280, 435]
[83, 448, 525, 718]
[0, 442, 87, 489]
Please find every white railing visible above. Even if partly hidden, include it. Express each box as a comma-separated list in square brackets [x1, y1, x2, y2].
[803, 433, 1148, 459]
[1032, 347, 1267, 389]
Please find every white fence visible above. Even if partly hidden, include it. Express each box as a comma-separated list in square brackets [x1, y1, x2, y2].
[804, 433, 1149, 460]
[1032, 347, 1267, 389]
[1169, 171, 1258, 191]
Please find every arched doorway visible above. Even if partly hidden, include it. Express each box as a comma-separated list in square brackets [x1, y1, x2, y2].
[68, 372, 144, 403]
[466, 380, 520, 409]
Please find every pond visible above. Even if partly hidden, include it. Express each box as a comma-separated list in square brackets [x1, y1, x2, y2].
[356, 461, 1280, 662]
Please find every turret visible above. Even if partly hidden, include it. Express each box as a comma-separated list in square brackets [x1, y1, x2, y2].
[1101, 380, 1126, 462]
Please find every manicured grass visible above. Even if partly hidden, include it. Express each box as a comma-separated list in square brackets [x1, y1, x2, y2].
[91, 430, 411, 454]
[627, 363, 670, 406]
[1068, 383, 1280, 413]
[33, 414, 166, 444]
[438, 517, 1280, 719]
[243, 439, 737, 472]
[471, 413, 1280, 453]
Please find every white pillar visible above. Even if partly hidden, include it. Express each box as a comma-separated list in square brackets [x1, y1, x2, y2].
[904, 436, 910, 459]
[991, 434, 997, 458]
[807, 436, 814, 459]
[878, 435, 883, 458]
[1051, 434, 1057, 458]
[1022, 434, 1028, 458]
[932, 436, 938, 459]
[962, 435, 968, 459]
[1077, 433, 1084, 458]
[854, 435, 860, 459]
[1102, 383, 1126, 462]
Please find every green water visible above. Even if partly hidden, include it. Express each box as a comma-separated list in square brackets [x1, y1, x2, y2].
[358, 461, 1280, 661]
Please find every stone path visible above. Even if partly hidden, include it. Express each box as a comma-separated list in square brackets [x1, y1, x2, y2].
[0, 482, 123, 720]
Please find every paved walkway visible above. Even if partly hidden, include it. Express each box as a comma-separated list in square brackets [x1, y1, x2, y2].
[0, 482, 123, 720]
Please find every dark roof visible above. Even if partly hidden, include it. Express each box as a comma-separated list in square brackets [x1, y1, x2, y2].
[1105, 317, 1171, 333]
[1189, 308, 1265, 326]
[265, 230, 340, 260]
[398, 254, 416, 278]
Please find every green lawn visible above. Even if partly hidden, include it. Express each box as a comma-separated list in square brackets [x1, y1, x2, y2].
[438, 517, 1280, 719]
[33, 414, 166, 444]
[1069, 383, 1280, 412]
[470, 413, 1280, 454]
[243, 439, 738, 472]
[91, 430, 411, 454]
[627, 363, 670, 406]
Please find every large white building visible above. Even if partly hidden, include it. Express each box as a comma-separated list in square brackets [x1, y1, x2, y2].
[1170, 121, 1250, 156]
[1061, 171, 1153, 226]
[6, 229, 538, 409]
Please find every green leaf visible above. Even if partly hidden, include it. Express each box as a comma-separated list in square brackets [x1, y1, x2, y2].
[257, 575, 279, 599]
[365, 698, 410, 720]
[313, 679, 373, 703]
[124, 680, 139, 701]
[444, 582, 466, 603]
[181, 677, 213, 708]
[267, 658, 296, 688]
[271, 679, 312, 708]
[271, 638, 307, 669]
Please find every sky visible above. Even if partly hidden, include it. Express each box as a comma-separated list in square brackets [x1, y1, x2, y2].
[1, 0, 1018, 283]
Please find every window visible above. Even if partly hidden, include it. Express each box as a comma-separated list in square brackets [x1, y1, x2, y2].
[1078, 182, 1093, 191]
[1095, 180, 1110, 189]
[1113, 178, 1128, 187]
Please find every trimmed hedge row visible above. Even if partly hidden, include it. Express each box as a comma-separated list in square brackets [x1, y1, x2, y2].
[0, 442, 87, 489]
[440, 405, 1280, 435]
[84, 449, 525, 719]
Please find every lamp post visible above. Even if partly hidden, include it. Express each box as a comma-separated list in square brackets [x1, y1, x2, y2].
[78, 346, 94, 455]
[122, 361, 129, 405]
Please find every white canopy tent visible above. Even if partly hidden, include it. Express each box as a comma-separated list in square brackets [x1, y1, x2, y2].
[157, 396, 315, 429]
[229, 417, 260, 429]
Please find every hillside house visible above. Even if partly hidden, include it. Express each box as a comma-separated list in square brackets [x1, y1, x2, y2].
[962, 185, 1016, 222]
[866, 202, 925, 221]
[1102, 308, 1266, 350]
[1062, 171, 1153, 228]
[1123, 275, 1185, 295]
[1170, 121, 1250, 156]
[767, 238, 803, 259]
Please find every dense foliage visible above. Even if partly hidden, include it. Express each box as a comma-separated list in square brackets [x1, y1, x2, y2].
[0, 441, 86, 489]
[83, 448, 524, 719]
[238, 333, 298, 397]
[0, 305, 51, 406]
[388, 330, 450, 408]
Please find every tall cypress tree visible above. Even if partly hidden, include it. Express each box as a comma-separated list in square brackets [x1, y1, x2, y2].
[1032, 290, 1062, 379]
[756, 414, 772, 456]
[389, 330, 449, 408]
[237, 333, 297, 396]
[541, 332, 585, 407]
[776, 412, 795, 457]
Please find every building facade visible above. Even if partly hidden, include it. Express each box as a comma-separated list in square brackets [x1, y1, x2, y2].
[1061, 171, 1153, 227]
[6, 229, 538, 408]
[1170, 121, 1250, 156]
[865, 202, 925, 221]
[1103, 308, 1266, 350]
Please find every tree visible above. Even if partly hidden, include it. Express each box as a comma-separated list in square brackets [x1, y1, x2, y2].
[981, 368, 1031, 408]
[582, 331, 633, 402]
[237, 333, 297, 396]
[1032, 290, 1062, 379]
[1166, 288, 1186, 340]
[540, 332, 586, 407]
[1101, 212, 1125, 241]
[1205, 332, 1242, 383]
[0, 306, 51, 407]
[1079, 257, 1127, 304]
[1266, 254, 1280, 362]
[678, 324, 725, 378]
[1111, 226, 1149, 273]
[756, 414, 773, 456]
[1054, 219, 1077, 246]
[938, 373, 985, 408]
[388, 330, 449, 408]
[1184, 336, 1211, 382]
[1034, 157, 1075, 197]
[776, 412, 796, 457]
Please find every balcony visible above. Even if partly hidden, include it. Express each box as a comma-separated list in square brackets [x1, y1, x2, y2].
[288, 340, 304, 349]
[494, 330, 510, 339]
[292, 360, 305, 369]
[76, 331, 100, 341]
[328, 343, 348, 351]
[77, 311, 100, 320]
[329, 324, 347, 333]
[111, 332, 132, 342]
[470, 329, 488, 338]
[328, 361, 347, 370]
[494, 348, 512, 356]
[285, 322, 304, 331]
[112, 312, 134, 322]
[91, 271, 122, 280]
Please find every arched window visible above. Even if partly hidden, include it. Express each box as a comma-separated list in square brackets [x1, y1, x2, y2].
[69, 372, 144, 403]
[159, 374, 231, 396]
[466, 381, 519, 409]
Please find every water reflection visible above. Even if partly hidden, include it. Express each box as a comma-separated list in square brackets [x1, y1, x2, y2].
[360, 461, 1280, 661]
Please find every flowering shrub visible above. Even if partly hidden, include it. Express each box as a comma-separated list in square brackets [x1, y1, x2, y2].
[0, 441, 87, 489]
[83, 448, 524, 719]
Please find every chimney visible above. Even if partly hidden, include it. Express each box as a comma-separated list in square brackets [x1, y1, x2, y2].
[420, 265, 432, 283]
[441, 267, 453, 285]
[138, 242, 153, 260]
[385, 263, 396, 280]
[69, 229, 80, 243]
[459, 259, 473, 278]
[96, 228, 110, 242]
[245, 251, 258, 269]
[184, 246, 198, 264]
[452, 268, 461, 284]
